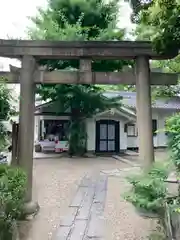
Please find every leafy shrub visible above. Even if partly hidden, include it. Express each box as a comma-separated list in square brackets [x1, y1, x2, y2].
[162, 114, 180, 238]
[165, 113, 180, 171]
[124, 162, 169, 215]
[0, 164, 26, 239]
[148, 162, 169, 180]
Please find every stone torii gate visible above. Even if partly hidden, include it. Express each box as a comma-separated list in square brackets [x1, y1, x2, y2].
[0, 40, 178, 212]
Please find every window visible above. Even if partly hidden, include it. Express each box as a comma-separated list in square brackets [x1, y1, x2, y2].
[44, 120, 69, 141]
[124, 124, 127, 133]
[127, 124, 136, 137]
[152, 119, 157, 136]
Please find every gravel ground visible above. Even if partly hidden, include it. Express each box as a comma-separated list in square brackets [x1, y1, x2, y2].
[18, 155, 159, 240]
[18, 156, 128, 240]
[104, 176, 157, 240]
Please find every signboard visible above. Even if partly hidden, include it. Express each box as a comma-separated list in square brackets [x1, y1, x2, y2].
[55, 141, 69, 152]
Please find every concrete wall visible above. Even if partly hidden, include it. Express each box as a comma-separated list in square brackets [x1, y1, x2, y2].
[34, 115, 39, 142]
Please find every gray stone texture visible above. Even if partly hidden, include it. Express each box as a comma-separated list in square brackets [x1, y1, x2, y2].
[54, 174, 108, 240]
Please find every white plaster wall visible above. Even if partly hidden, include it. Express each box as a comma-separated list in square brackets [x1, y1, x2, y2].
[34, 116, 40, 142]
[157, 111, 167, 147]
[127, 111, 158, 148]
[86, 118, 95, 151]
[156, 109, 179, 147]
[127, 137, 137, 148]
[86, 113, 128, 151]
[120, 120, 128, 150]
[127, 109, 178, 148]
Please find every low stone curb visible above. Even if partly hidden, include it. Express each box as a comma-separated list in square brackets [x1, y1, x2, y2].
[112, 155, 140, 167]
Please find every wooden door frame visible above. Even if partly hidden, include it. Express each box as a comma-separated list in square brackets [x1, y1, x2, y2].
[95, 119, 120, 153]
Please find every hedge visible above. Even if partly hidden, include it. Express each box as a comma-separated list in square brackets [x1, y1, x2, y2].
[0, 164, 26, 239]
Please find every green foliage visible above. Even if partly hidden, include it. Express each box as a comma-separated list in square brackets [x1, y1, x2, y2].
[0, 123, 9, 151]
[29, 8, 129, 72]
[132, 0, 180, 53]
[167, 197, 180, 213]
[163, 114, 180, 237]
[0, 82, 15, 121]
[129, 0, 152, 23]
[0, 164, 27, 239]
[124, 162, 169, 214]
[28, 0, 129, 155]
[0, 81, 16, 151]
[148, 162, 170, 179]
[50, 85, 121, 155]
[97, 84, 135, 92]
[38, 84, 121, 116]
[148, 223, 166, 240]
[28, 0, 129, 72]
[134, 3, 180, 99]
[165, 113, 180, 171]
[148, 231, 166, 240]
[28, 0, 130, 79]
[30, 0, 119, 38]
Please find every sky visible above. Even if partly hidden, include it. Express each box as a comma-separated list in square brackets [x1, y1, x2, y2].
[0, 0, 134, 96]
[0, 0, 133, 40]
[0, 0, 48, 71]
[0, 0, 47, 39]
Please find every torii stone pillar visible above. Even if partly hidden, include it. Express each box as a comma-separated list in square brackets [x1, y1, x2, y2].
[135, 56, 154, 169]
[19, 55, 39, 213]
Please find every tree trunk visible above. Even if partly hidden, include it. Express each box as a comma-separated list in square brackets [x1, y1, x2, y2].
[68, 108, 86, 157]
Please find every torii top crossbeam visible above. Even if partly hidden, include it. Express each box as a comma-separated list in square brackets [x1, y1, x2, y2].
[0, 40, 178, 59]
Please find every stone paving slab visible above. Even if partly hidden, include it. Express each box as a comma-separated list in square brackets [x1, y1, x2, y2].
[60, 207, 78, 227]
[94, 175, 108, 204]
[79, 175, 92, 187]
[69, 220, 87, 240]
[84, 238, 103, 240]
[87, 217, 104, 238]
[54, 174, 108, 240]
[70, 187, 87, 207]
[77, 187, 95, 220]
[55, 226, 71, 240]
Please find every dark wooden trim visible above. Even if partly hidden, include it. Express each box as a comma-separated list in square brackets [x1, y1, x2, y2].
[152, 119, 157, 136]
[95, 120, 120, 153]
[39, 120, 42, 140]
[127, 146, 168, 151]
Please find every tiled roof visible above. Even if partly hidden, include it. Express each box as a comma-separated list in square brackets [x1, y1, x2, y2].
[103, 91, 180, 110]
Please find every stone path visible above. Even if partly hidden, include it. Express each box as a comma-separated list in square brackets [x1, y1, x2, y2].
[19, 156, 163, 240]
[54, 173, 108, 240]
